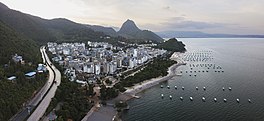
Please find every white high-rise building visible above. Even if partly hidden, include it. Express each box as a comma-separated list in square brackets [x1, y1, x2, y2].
[133, 49, 138, 57]
[94, 64, 101, 75]
[87, 63, 94, 74]
[129, 58, 134, 69]
[63, 48, 70, 55]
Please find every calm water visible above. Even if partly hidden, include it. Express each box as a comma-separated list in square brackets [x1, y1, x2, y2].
[122, 38, 264, 121]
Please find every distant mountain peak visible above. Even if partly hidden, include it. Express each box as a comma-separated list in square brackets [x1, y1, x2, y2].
[117, 19, 163, 42]
[118, 19, 141, 34]
[0, 2, 10, 10]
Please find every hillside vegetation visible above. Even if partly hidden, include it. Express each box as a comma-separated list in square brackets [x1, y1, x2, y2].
[158, 38, 186, 52]
[0, 21, 46, 120]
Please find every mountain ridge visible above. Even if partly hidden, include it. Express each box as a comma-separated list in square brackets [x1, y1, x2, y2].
[0, 2, 106, 44]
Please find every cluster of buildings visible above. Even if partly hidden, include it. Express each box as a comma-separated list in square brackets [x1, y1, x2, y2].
[47, 41, 167, 82]
[7, 54, 47, 81]
[12, 54, 24, 64]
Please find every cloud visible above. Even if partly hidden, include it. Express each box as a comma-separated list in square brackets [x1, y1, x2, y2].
[1, 0, 264, 34]
[142, 17, 228, 32]
[163, 17, 225, 29]
[162, 6, 170, 10]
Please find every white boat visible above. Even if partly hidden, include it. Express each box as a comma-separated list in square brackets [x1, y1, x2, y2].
[190, 97, 193, 101]
[167, 85, 170, 89]
[175, 86, 177, 89]
[160, 85, 163, 88]
[169, 95, 172, 99]
[182, 86, 185, 90]
[196, 87, 198, 90]
[236, 98, 240, 103]
[161, 94, 164, 97]
[248, 99, 252, 103]
[222, 87, 225, 91]
[180, 97, 183, 100]
[214, 97, 217, 102]
[224, 98, 227, 102]
[228, 87, 232, 91]
[203, 87, 206, 90]
[202, 97, 206, 101]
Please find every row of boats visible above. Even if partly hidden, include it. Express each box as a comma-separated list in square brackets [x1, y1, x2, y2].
[161, 94, 252, 103]
[189, 63, 217, 68]
[161, 85, 232, 91]
[180, 70, 224, 73]
[182, 52, 213, 62]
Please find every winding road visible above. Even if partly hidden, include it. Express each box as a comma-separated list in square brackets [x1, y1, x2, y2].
[26, 46, 61, 121]
[10, 46, 60, 121]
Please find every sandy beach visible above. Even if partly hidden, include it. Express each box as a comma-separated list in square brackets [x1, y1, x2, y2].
[114, 52, 184, 101]
[121, 64, 183, 100]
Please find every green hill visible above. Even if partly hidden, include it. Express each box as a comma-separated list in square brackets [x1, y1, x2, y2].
[158, 38, 186, 52]
[0, 2, 106, 44]
[0, 21, 40, 65]
[0, 21, 47, 120]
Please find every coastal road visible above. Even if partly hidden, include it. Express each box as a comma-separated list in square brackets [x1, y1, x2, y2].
[27, 47, 61, 121]
[10, 47, 55, 121]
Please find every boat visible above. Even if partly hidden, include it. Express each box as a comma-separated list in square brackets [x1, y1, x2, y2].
[161, 94, 164, 97]
[175, 86, 177, 89]
[236, 98, 240, 103]
[202, 97, 206, 102]
[214, 97, 217, 102]
[160, 85, 163, 88]
[169, 95, 172, 99]
[196, 87, 198, 90]
[228, 87, 232, 91]
[222, 87, 225, 91]
[248, 99, 252, 103]
[182, 86, 185, 90]
[167, 85, 170, 89]
[203, 87, 206, 90]
[180, 97, 183, 100]
[190, 97, 193, 101]
[224, 98, 227, 102]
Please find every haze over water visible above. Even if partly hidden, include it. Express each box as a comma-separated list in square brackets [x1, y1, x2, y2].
[122, 38, 264, 121]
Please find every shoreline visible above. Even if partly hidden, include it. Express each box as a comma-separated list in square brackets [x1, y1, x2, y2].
[84, 52, 184, 121]
[122, 63, 182, 98]
[117, 52, 184, 101]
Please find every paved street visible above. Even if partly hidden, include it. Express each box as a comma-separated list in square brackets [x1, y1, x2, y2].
[10, 47, 56, 121]
[27, 47, 61, 121]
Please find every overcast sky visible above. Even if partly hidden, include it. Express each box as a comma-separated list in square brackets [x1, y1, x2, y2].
[1, 0, 264, 34]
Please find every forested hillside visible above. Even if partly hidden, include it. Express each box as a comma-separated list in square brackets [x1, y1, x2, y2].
[0, 21, 47, 120]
